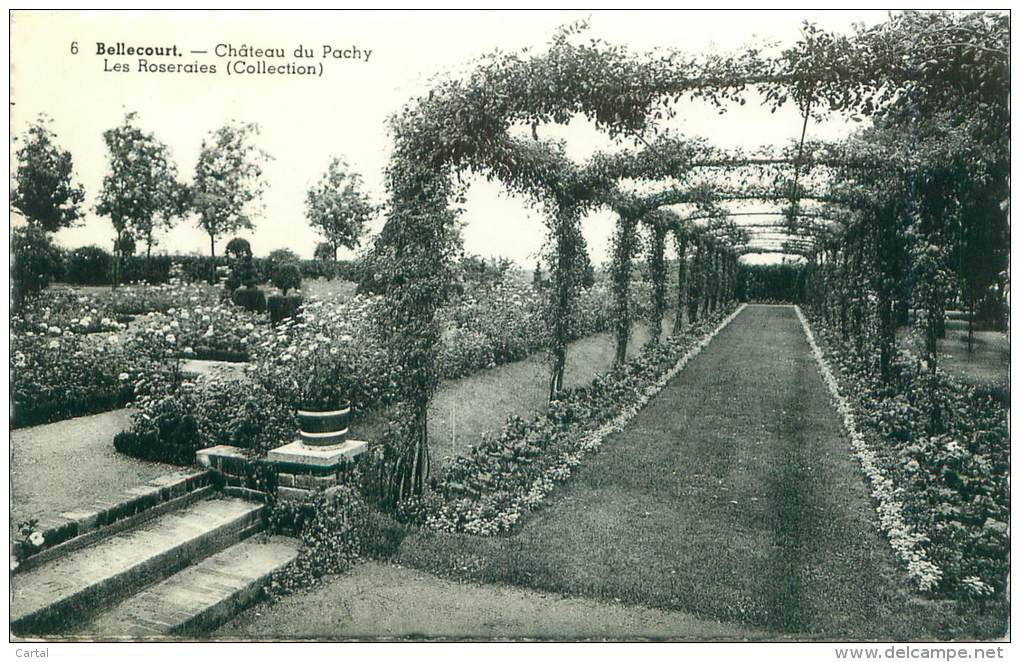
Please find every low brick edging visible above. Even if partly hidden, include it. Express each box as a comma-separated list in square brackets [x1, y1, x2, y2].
[13, 470, 213, 573]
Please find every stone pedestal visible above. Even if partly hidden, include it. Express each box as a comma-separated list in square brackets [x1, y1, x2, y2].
[266, 439, 368, 501]
[195, 440, 369, 502]
[196, 445, 248, 473]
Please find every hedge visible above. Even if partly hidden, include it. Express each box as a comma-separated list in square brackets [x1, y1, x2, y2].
[57, 252, 361, 287]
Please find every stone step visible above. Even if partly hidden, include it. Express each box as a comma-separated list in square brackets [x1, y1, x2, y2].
[11, 496, 264, 635]
[74, 536, 300, 639]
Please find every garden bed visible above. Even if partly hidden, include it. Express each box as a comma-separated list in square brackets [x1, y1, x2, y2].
[402, 305, 739, 535]
[394, 305, 1007, 640]
[804, 309, 1009, 603]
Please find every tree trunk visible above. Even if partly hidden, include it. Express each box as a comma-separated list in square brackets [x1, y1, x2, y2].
[548, 211, 576, 400]
[877, 287, 895, 383]
[925, 294, 944, 434]
[688, 242, 700, 324]
[700, 246, 712, 319]
[548, 346, 566, 401]
[935, 307, 946, 339]
[209, 234, 217, 284]
[112, 229, 123, 291]
[967, 293, 975, 353]
[386, 402, 430, 505]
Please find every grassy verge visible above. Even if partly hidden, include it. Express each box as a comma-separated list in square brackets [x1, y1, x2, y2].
[895, 321, 1007, 390]
[394, 306, 1006, 640]
[356, 319, 667, 467]
[213, 559, 761, 641]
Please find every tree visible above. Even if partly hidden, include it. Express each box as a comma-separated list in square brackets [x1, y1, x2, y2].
[95, 112, 188, 287]
[114, 232, 136, 258]
[305, 157, 374, 260]
[192, 121, 269, 282]
[314, 241, 335, 261]
[11, 225, 64, 309]
[11, 115, 85, 232]
[140, 180, 189, 257]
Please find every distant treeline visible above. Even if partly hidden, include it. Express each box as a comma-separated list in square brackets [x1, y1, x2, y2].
[736, 263, 806, 303]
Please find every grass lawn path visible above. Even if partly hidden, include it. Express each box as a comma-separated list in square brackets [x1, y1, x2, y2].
[398, 305, 990, 639]
[359, 320, 665, 466]
[214, 560, 761, 641]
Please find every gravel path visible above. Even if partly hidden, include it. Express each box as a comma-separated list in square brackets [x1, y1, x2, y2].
[213, 560, 759, 641]
[10, 408, 176, 529]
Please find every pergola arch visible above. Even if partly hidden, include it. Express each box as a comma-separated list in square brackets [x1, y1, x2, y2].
[373, 14, 1007, 503]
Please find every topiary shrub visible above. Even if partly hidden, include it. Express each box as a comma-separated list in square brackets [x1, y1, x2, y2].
[268, 294, 303, 325]
[225, 238, 256, 292]
[11, 225, 63, 309]
[225, 237, 252, 258]
[232, 286, 267, 313]
[65, 245, 114, 285]
[271, 261, 302, 295]
[227, 254, 258, 292]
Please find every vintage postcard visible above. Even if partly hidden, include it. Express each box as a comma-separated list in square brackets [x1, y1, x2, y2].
[7, 8, 1010, 654]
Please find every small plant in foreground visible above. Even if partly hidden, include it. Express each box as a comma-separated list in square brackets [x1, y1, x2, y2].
[263, 485, 367, 598]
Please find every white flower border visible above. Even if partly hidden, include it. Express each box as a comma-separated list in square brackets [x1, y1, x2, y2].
[794, 305, 941, 592]
[428, 304, 748, 536]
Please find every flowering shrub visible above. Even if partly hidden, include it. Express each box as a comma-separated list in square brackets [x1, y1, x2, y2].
[250, 294, 395, 415]
[13, 277, 239, 338]
[251, 277, 615, 417]
[798, 307, 1009, 599]
[126, 301, 268, 360]
[10, 519, 44, 570]
[437, 280, 612, 377]
[11, 331, 136, 428]
[263, 485, 367, 597]
[416, 304, 744, 535]
[116, 373, 297, 464]
[12, 290, 126, 335]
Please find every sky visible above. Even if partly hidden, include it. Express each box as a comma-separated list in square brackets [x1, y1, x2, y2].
[10, 9, 892, 266]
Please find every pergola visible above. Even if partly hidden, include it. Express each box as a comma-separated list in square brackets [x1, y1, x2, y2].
[367, 13, 1008, 503]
